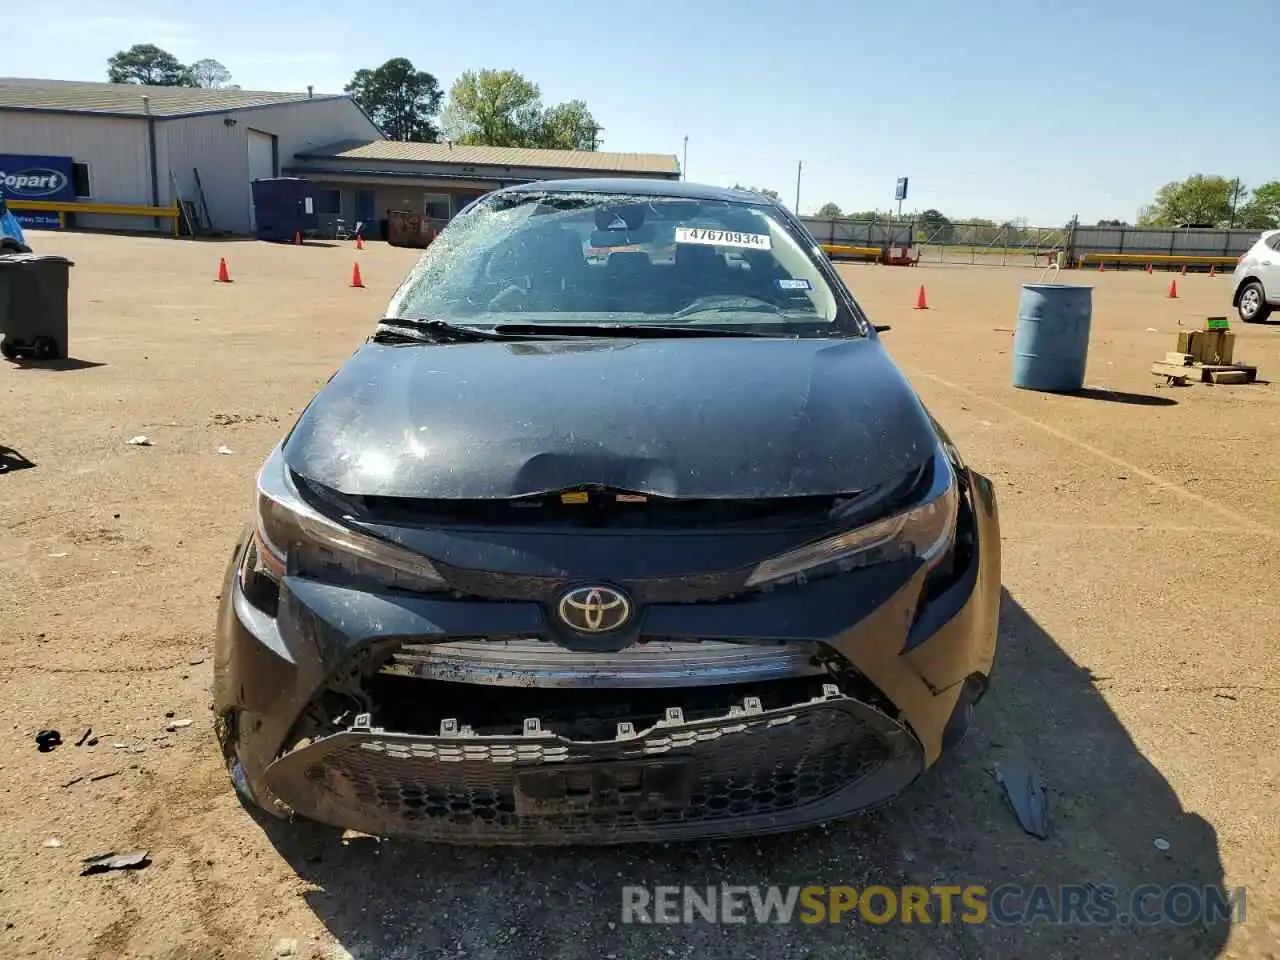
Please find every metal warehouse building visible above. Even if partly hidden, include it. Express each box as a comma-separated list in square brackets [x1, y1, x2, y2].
[285, 140, 681, 238]
[0, 77, 681, 240]
[0, 77, 382, 234]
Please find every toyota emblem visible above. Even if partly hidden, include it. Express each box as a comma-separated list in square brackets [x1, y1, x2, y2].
[557, 585, 632, 634]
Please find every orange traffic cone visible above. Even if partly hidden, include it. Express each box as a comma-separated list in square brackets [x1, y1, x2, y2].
[1167, 279, 1178, 299]
[350, 262, 365, 288]
[216, 257, 231, 283]
[1097, 261, 1105, 272]
[914, 285, 928, 310]
[1146, 264, 1153, 274]
[294, 231, 302, 246]
[355, 234, 364, 251]
[1208, 264, 1216, 278]
[1180, 264, 1187, 276]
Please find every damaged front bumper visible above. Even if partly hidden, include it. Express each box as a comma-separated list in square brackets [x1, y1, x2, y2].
[214, 469, 1001, 845]
[263, 685, 921, 844]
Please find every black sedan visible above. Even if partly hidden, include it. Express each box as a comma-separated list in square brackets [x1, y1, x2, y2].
[214, 179, 1001, 844]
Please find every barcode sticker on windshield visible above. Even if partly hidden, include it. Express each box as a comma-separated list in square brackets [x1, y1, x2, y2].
[674, 226, 772, 251]
[776, 278, 811, 290]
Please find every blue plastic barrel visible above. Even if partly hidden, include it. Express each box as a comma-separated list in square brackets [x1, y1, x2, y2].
[1012, 284, 1093, 392]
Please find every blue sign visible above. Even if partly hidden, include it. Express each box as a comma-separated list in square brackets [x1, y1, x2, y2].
[894, 177, 909, 202]
[0, 154, 76, 202]
[15, 211, 61, 230]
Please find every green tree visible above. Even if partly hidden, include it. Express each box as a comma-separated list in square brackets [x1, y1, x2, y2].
[107, 44, 194, 86]
[345, 58, 443, 142]
[188, 58, 233, 89]
[537, 100, 600, 150]
[442, 69, 544, 147]
[1138, 175, 1245, 227]
[1237, 181, 1280, 230]
[815, 202, 843, 218]
[916, 208, 953, 242]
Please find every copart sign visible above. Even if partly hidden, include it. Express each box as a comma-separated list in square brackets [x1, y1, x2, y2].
[0, 154, 76, 201]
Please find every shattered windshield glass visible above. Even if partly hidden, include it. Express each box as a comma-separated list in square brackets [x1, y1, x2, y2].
[384, 192, 843, 331]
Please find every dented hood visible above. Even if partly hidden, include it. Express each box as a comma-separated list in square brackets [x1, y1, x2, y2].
[282, 336, 939, 500]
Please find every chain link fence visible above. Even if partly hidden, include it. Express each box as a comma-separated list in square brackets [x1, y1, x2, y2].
[802, 215, 1067, 267]
[802, 215, 1262, 268]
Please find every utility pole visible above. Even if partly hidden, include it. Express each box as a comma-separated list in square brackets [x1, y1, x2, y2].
[795, 160, 803, 213]
[1229, 177, 1243, 228]
[589, 126, 604, 151]
[682, 135, 688, 181]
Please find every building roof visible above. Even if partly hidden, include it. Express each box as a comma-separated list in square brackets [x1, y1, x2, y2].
[0, 77, 349, 119]
[297, 139, 681, 176]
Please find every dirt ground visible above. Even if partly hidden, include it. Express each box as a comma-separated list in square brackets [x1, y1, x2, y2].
[1, 233, 1277, 960]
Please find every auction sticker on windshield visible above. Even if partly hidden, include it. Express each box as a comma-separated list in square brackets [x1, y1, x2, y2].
[675, 226, 772, 251]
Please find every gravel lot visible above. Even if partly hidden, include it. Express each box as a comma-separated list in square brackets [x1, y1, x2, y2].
[1, 234, 1277, 959]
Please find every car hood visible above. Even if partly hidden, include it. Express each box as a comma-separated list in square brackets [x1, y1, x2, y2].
[283, 336, 940, 500]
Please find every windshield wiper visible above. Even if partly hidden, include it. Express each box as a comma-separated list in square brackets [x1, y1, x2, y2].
[373, 318, 531, 344]
[490, 322, 772, 339]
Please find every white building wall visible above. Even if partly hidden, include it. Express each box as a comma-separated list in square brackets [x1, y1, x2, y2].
[0, 110, 156, 230]
[161, 113, 249, 233]
[163, 97, 381, 235]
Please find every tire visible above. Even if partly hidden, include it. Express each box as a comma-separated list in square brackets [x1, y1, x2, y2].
[1237, 280, 1271, 323]
[0, 338, 17, 360]
[32, 337, 59, 360]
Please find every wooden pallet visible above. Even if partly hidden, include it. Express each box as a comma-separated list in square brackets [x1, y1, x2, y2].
[1150, 359, 1258, 385]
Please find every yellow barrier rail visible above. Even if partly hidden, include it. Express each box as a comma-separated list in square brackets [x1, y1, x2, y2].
[821, 243, 882, 261]
[1078, 252, 1238, 266]
[9, 199, 182, 237]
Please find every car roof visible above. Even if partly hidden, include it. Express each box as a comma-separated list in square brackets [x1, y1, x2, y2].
[503, 178, 769, 205]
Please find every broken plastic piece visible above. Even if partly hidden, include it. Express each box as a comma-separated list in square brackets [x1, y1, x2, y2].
[126, 435, 153, 446]
[36, 730, 62, 752]
[995, 761, 1049, 839]
[80, 851, 150, 875]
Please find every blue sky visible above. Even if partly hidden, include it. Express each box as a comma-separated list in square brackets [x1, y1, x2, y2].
[10, 0, 1277, 225]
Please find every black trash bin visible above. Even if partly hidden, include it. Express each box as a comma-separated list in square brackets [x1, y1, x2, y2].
[0, 254, 74, 361]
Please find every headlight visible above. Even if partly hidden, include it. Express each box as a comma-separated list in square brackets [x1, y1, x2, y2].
[744, 450, 958, 589]
[245, 444, 447, 595]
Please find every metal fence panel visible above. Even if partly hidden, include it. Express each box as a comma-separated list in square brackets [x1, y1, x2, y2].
[802, 216, 1263, 267]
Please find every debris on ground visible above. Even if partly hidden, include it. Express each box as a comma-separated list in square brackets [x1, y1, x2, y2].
[36, 730, 62, 752]
[48, 551, 69, 558]
[126, 435, 153, 446]
[80, 851, 150, 876]
[75, 728, 93, 747]
[995, 760, 1050, 839]
[42, 838, 62, 848]
[216, 445, 234, 456]
[164, 719, 193, 732]
[188, 656, 207, 666]
[1153, 837, 1171, 851]
[89, 771, 120, 783]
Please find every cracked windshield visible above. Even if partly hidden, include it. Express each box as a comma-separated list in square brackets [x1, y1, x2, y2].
[388, 193, 839, 330]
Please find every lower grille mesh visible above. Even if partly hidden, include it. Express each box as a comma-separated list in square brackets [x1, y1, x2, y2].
[270, 697, 901, 843]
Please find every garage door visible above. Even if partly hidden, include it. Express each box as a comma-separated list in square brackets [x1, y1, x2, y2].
[247, 130, 277, 231]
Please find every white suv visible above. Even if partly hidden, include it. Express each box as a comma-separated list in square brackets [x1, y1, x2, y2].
[1232, 229, 1280, 323]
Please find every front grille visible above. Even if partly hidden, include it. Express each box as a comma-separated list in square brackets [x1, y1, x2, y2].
[264, 690, 922, 844]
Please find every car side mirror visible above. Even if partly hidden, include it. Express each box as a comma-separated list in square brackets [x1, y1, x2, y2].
[873, 324, 892, 333]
